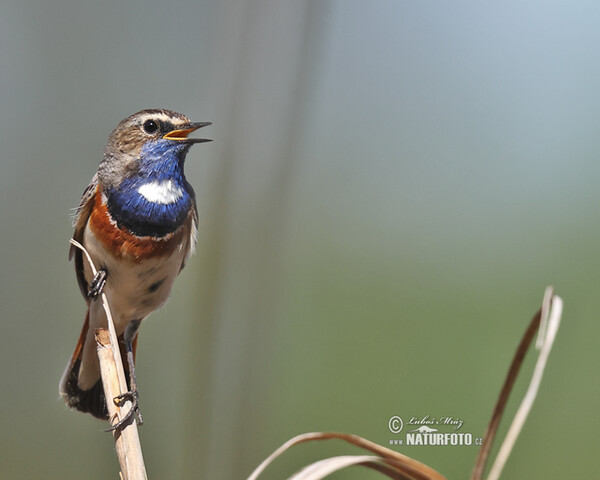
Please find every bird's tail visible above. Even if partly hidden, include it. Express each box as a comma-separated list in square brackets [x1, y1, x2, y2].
[59, 308, 108, 419]
[59, 308, 139, 420]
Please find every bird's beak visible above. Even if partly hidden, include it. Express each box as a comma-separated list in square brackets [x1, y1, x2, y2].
[163, 122, 212, 144]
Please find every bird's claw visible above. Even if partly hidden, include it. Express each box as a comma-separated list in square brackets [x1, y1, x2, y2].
[105, 390, 143, 432]
[88, 269, 107, 299]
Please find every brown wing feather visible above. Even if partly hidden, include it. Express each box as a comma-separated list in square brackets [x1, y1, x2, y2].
[180, 187, 198, 272]
[69, 174, 99, 300]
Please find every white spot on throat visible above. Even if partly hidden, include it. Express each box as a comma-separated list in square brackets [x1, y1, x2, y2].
[138, 180, 184, 205]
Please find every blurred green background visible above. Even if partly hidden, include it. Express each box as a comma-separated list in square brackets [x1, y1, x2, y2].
[0, 1, 597, 478]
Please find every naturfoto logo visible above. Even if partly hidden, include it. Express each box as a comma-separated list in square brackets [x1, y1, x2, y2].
[387, 415, 483, 447]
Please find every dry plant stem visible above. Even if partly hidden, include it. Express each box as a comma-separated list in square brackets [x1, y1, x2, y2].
[70, 239, 147, 480]
[487, 294, 563, 480]
[96, 329, 147, 479]
[469, 307, 542, 480]
[247, 432, 446, 480]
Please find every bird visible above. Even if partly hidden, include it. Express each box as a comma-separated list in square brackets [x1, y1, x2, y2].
[59, 109, 211, 428]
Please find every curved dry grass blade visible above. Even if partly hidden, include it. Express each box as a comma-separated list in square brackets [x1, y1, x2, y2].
[469, 309, 541, 480]
[536, 286, 554, 350]
[486, 294, 563, 480]
[288, 455, 427, 480]
[470, 287, 560, 480]
[247, 432, 446, 480]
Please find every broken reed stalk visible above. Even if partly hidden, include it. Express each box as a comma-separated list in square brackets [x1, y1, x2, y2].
[96, 329, 147, 480]
[70, 239, 147, 480]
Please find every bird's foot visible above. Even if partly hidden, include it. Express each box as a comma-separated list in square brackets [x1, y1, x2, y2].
[105, 390, 143, 432]
[87, 269, 107, 299]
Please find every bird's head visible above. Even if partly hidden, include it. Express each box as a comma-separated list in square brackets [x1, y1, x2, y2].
[99, 109, 211, 189]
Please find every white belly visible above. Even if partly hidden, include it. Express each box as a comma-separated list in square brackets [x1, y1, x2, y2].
[82, 224, 185, 331]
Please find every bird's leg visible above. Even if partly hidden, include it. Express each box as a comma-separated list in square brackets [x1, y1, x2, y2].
[87, 268, 107, 299]
[108, 344, 143, 429]
[106, 320, 143, 431]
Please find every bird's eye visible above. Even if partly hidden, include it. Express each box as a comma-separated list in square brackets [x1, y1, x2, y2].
[142, 119, 159, 134]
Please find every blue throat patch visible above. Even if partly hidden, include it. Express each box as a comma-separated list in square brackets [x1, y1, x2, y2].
[106, 141, 194, 237]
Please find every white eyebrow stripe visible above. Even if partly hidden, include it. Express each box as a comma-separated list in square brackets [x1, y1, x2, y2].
[139, 113, 188, 126]
[138, 180, 184, 204]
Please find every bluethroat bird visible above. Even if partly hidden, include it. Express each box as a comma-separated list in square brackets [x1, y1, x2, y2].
[59, 109, 211, 428]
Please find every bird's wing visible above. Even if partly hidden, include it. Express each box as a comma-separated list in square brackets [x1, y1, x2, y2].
[69, 173, 99, 300]
[180, 184, 198, 272]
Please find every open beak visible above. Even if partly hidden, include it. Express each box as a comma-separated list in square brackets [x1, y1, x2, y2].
[163, 122, 212, 144]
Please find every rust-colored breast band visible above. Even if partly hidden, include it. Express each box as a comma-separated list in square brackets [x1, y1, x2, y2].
[88, 187, 186, 261]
